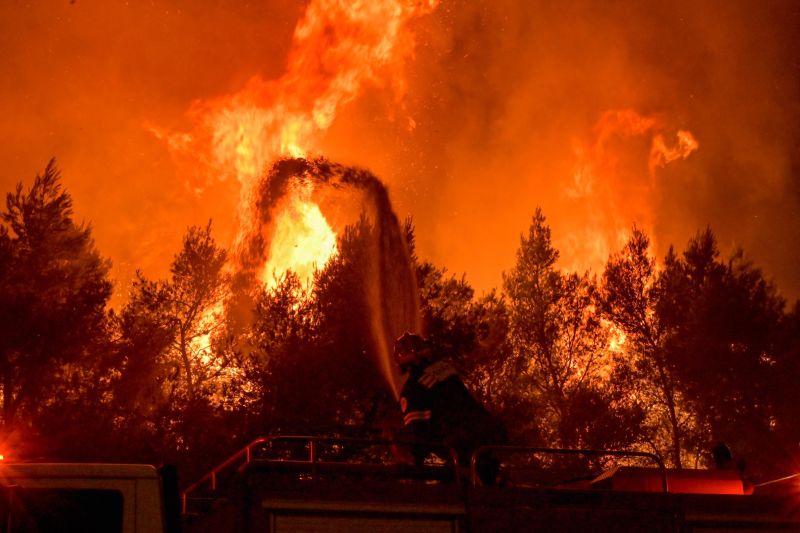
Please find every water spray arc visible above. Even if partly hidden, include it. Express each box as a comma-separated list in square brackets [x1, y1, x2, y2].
[233, 157, 420, 397]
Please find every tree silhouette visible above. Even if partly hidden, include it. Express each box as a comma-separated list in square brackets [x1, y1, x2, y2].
[112, 222, 231, 470]
[0, 160, 112, 443]
[243, 218, 396, 435]
[601, 227, 787, 473]
[121, 222, 229, 405]
[656, 229, 785, 473]
[504, 209, 639, 449]
[1, 163, 797, 480]
[243, 271, 319, 430]
[600, 228, 689, 466]
[405, 220, 510, 425]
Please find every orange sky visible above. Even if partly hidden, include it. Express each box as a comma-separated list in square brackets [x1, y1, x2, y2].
[1, 0, 798, 304]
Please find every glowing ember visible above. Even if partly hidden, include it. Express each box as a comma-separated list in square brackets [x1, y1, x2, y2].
[608, 325, 627, 353]
[191, 300, 225, 366]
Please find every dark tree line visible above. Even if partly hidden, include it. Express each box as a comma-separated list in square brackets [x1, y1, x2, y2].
[1, 162, 798, 482]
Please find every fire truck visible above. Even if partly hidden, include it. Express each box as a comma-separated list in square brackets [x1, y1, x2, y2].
[0, 435, 797, 532]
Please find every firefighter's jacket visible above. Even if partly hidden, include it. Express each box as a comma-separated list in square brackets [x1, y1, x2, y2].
[399, 359, 506, 464]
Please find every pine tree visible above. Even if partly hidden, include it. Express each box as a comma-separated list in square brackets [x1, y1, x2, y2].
[0, 160, 112, 437]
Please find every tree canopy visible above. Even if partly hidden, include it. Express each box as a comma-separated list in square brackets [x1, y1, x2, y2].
[0, 160, 112, 454]
[1, 162, 798, 482]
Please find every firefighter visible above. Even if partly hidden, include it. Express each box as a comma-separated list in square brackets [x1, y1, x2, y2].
[393, 332, 507, 484]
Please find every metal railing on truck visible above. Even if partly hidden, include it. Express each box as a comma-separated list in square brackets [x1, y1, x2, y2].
[182, 437, 800, 532]
[470, 445, 668, 491]
[181, 435, 460, 515]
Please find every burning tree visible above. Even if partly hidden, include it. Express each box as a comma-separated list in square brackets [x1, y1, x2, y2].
[600, 227, 788, 472]
[653, 230, 785, 472]
[119, 223, 229, 405]
[502, 209, 642, 450]
[600, 228, 692, 467]
[112, 223, 232, 464]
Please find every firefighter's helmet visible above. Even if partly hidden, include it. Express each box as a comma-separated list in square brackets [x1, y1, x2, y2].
[393, 332, 429, 368]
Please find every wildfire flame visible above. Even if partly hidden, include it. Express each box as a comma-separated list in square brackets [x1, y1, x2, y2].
[260, 183, 337, 288]
[565, 109, 699, 272]
[650, 129, 699, 176]
[157, 0, 439, 288]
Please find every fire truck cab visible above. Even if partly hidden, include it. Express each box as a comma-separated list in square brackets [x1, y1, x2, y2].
[0, 462, 169, 533]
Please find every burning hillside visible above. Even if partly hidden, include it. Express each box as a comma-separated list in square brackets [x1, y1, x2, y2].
[0, 0, 799, 482]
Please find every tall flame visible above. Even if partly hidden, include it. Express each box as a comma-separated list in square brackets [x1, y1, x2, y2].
[260, 183, 337, 289]
[158, 0, 439, 286]
[565, 109, 698, 272]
